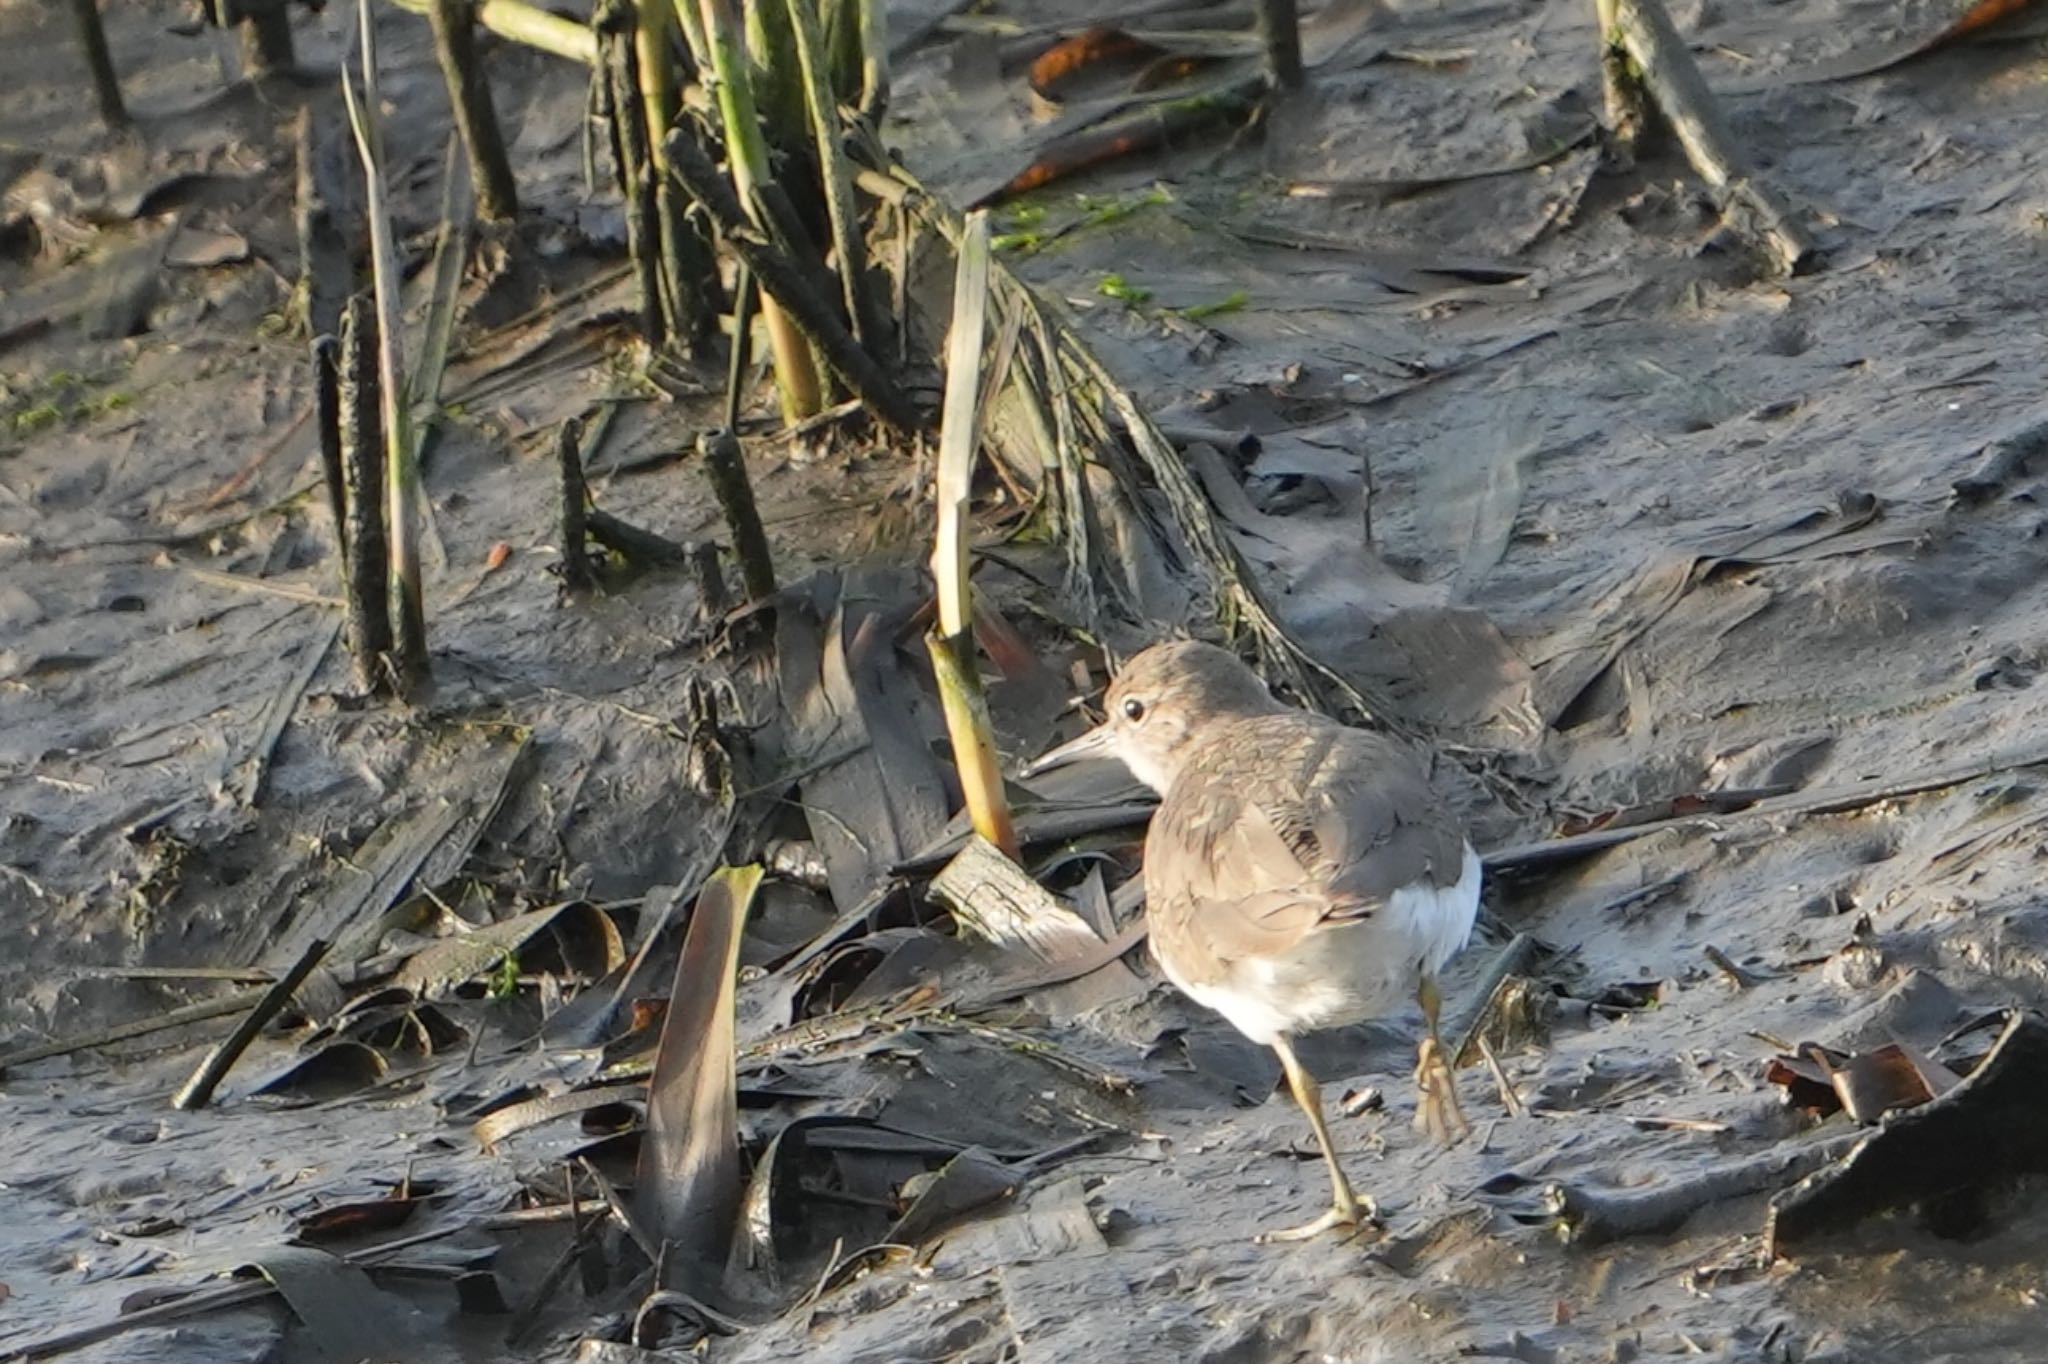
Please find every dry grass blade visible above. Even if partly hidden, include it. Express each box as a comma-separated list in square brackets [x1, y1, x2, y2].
[926, 210, 1018, 860]
[634, 864, 762, 1297]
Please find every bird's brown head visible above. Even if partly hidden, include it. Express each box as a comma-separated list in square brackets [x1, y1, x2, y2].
[1023, 640, 1286, 794]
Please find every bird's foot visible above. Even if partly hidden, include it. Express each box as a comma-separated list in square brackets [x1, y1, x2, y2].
[1414, 1037, 1471, 1145]
[1255, 1194, 1380, 1244]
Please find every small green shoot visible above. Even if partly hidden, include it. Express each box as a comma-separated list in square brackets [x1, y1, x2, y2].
[487, 951, 521, 1000]
[1097, 273, 1152, 306]
[1178, 290, 1250, 321]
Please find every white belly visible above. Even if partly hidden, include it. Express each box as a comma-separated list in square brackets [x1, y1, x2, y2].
[1160, 843, 1483, 1046]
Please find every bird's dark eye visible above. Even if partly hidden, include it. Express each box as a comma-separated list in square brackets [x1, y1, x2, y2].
[1121, 697, 1146, 722]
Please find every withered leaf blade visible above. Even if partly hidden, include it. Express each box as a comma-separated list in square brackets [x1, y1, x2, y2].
[634, 864, 762, 1297]
[232, 1245, 408, 1362]
[1768, 1010, 2048, 1255]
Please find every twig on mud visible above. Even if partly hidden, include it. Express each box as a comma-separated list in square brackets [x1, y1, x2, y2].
[1542, 1133, 1859, 1245]
[171, 938, 332, 1110]
[1703, 943, 1769, 989]
[179, 565, 345, 610]
[1486, 737, 2048, 876]
[1602, 0, 1816, 274]
[1475, 1035, 1525, 1118]
[1450, 932, 1541, 1068]
[239, 617, 342, 804]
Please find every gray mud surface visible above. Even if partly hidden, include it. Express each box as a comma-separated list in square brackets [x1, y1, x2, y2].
[6, 0, 2048, 1360]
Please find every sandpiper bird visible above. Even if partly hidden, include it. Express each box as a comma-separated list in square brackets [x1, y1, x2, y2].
[1026, 640, 1481, 1240]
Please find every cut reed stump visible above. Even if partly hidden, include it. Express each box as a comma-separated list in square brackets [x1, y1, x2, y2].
[697, 431, 777, 602]
[557, 417, 594, 595]
[1602, 0, 1816, 274]
[338, 296, 393, 693]
[430, 0, 521, 222]
[1255, 0, 1304, 89]
[235, 0, 297, 77]
[67, 0, 127, 130]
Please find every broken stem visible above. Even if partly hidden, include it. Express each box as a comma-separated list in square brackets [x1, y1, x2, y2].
[1608, 0, 1814, 273]
[697, 430, 777, 601]
[344, 0, 428, 696]
[171, 939, 332, 1111]
[339, 295, 394, 693]
[926, 210, 1019, 860]
[558, 417, 594, 595]
[388, 0, 597, 63]
[698, 0, 823, 423]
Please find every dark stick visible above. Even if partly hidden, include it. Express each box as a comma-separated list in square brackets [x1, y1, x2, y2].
[558, 417, 594, 594]
[313, 334, 347, 570]
[1254, 0, 1303, 90]
[339, 295, 393, 693]
[237, 0, 296, 77]
[1609, 0, 1814, 274]
[602, 7, 666, 344]
[665, 129, 921, 434]
[697, 431, 776, 601]
[170, 939, 332, 1110]
[429, 0, 521, 222]
[67, 0, 127, 130]
[588, 509, 693, 566]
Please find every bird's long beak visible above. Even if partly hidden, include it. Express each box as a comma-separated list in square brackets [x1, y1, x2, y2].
[1020, 722, 1119, 778]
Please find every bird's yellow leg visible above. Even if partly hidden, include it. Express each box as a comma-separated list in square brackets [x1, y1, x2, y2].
[1414, 974, 1470, 1144]
[1257, 1037, 1378, 1242]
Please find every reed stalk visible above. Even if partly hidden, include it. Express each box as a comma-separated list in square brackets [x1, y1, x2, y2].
[429, 0, 520, 221]
[344, 0, 428, 695]
[67, 0, 127, 130]
[926, 211, 1018, 860]
[338, 296, 393, 693]
[387, 0, 597, 65]
[781, 0, 881, 348]
[698, 0, 823, 422]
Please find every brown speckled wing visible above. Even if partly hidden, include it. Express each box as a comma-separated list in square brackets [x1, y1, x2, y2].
[1142, 716, 1466, 988]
